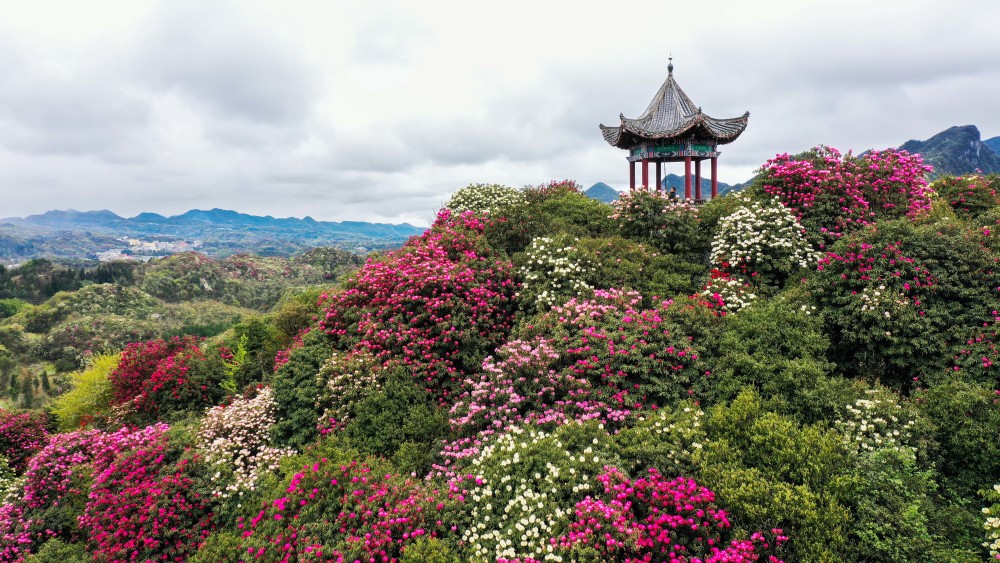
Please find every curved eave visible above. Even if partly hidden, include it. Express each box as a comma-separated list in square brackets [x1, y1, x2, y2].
[606, 111, 749, 147]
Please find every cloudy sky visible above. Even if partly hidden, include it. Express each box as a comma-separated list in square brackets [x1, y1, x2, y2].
[1, 0, 998, 226]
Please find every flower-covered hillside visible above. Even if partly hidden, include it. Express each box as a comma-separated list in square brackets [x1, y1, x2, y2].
[0, 162, 999, 562]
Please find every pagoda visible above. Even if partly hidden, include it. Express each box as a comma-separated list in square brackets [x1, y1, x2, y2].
[599, 58, 748, 200]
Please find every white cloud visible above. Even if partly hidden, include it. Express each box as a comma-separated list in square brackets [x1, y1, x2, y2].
[0, 0, 998, 226]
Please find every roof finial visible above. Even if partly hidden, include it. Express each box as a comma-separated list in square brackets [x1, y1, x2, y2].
[668, 54, 673, 75]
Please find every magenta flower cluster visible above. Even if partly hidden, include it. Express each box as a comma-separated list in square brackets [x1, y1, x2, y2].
[0, 410, 48, 473]
[553, 467, 787, 563]
[320, 209, 518, 398]
[239, 458, 457, 562]
[760, 146, 933, 243]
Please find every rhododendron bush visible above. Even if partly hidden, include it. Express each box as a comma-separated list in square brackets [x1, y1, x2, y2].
[555, 467, 787, 563]
[0, 410, 47, 473]
[239, 455, 456, 562]
[758, 146, 933, 245]
[320, 209, 518, 399]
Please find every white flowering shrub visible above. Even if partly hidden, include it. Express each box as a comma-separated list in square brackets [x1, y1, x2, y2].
[457, 421, 616, 562]
[834, 388, 917, 454]
[196, 387, 294, 501]
[0, 455, 20, 503]
[710, 195, 820, 286]
[984, 484, 1000, 559]
[518, 234, 593, 312]
[446, 183, 526, 216]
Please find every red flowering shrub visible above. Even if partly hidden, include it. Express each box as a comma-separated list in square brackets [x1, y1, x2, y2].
[108, 337, 201, 405]
[320, 209, 517, 399]
[79, 426, 215, 562]
[0, 409, 48, 473]
[240, 457, 457, 562]
[554, 467, 787, 563]
[759, 146, 933, 245]
[131, 346, 226, 423]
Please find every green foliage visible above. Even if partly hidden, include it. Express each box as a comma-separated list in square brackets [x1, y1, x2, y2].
[612, 191, 709, 260]
[398, 537, 462, 563]
[695, 389, 854, 562]
[612, 402, 706, 477]
[916, 379, 1000, 500]
[808, 219, 1000, 385]
[341, 368, 448, 475]
[845, 448, 940, 561]
[50, 353, 118, 430]
[576, 236, 706, 299]
[703, 291, 857, 423]
[23, 539, 89, 563]
[0, 298, 27, 320]
[189, 532, 243, 563]
[270, 328, 335, 447]
[534, 190, 615, 238]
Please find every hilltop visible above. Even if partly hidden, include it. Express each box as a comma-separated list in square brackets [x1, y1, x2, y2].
[899, 124, 1000, 176]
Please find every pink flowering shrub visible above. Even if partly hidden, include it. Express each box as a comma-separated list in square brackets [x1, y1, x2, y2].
[320, 209, 517, 399]
[759, 146, 933, 245]
[239, 457, 457, 562]
[436, 337, 626, 473]
[0, 409, 48, 473]
[272, 326, 310, 373]
[7, 425, 170, 554]
[0, 503, 38, 563]
[554, 467, 787, 563]
[79, 426, 215, 562]
[563, 297, 705, 410]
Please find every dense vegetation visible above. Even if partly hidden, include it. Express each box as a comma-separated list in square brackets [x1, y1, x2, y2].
[0, 158, 999, 562]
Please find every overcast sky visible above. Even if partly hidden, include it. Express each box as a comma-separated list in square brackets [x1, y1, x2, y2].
[1, 0, 998, 226]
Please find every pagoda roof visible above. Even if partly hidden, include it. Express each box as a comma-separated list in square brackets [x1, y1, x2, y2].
[600, 63, 749, 148]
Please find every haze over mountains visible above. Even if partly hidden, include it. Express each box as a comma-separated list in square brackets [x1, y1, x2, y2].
[0, 208, 423, 262]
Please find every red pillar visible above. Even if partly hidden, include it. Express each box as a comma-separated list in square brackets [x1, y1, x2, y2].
[684, 157, 692, 200]
[630, 161, 636, 191]
[641, 159, 649, 189]
[694, 159, 702, 201]
[711, 157, 718, 199]
[655, 161, 662, 192]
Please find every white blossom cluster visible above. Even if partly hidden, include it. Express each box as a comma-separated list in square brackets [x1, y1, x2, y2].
[835, 390, 917, 454]
[701, 276, 757, 313]
[710, 196, 820, 280]
[519, 236, 593, 311]
[983, 484, 1000, 558]
[316, 352, 381, 430]
[629, 405, 705, 473]
[461, 423, 612, 562]
[0, 455, 22, 503]
[196, 387, 294, 499]
[446, 183, 526, 216]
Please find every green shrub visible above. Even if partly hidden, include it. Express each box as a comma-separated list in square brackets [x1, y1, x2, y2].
[23, 539, 89, 563]
[270, 328, 335, 447]
[535, 190, 615, 238]
[612, 190, 709, 259]
[577, 236, 705, 299]
[50, 353, 118, 430]
[189, 531, 243, 563]
[398, 537, 462, 563]
[695, 389, 854, 561]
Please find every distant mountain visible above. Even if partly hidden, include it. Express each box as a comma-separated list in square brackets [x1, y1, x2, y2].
[0, 208, 426, 262]
[984, 136, 1000, 154]
[660, 173, 735, 195]
[899, 125, 1000, 176]
[585, 182, 621, 203]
